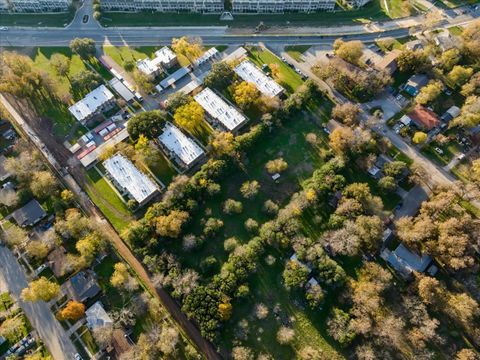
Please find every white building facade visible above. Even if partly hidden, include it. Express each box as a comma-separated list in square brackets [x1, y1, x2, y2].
[5, 0, 71, 12]
[232, 0, 335, 13]
[158, 123, 205, 168]
[100, 0, 223, 13]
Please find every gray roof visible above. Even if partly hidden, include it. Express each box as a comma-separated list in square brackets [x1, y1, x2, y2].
[383, 243, 432, 278]
[11, 199, 46, 227]
[67, 270, 101, 302]
[109, 78, 135, 102]
[0, 155, 11, 181]
[160, 66, 191, 89]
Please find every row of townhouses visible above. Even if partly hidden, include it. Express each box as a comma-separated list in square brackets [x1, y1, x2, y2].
[100, 0, 340, 13]
[0, 0, 71, 12]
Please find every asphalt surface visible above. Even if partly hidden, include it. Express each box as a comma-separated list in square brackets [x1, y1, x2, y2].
[0, 246, 78, 360]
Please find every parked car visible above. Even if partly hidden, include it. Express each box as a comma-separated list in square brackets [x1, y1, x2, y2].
[434, 147, 444, 155]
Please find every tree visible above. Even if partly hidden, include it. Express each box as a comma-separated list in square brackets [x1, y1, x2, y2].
[203, 62, 233, 89]
[283, 260, 309, 289]
[276, 326, 296, 344]
[378, 176, 397, 193]
[26, 241, 49, 261]
[255, 303, 269, 319]
[218, 302, 233, 321]
[269, 63, 280, 78]
[244, 218, 259, 233]
[447, 66, 473, 87]
[306, 282, 324, 308]
[69, 38, 96, 59]
[263, 199, 279, 215]
[323, 222, 360, 256]
[93, 10, 101, 20]
[461, 19, 480, 60]
[456, 349, 478, 360]
[224, 237, 238, 252]
[57, 300, 86, 321]
[397, 49, 431, 73]
[70, 70, 102, 96]
[332, 102, 361, 126]
[203, 217, 224, 236]
[157, 326, 180, 355]
[127, 110, 168, 140]
[327, 308, 355, 347]
[173, 101, 205, 133]
[0, 316, 26, 343]
[333, 39, 364, 65]
[30, 170, 57, 199]
[383, 160, 407, 179]
[133, 69, 154, 93]
[439, 48, 461, 71]
[165, 91, 192, 113]
[61, 189, 75, 204]
[210, 131, 237, 157]
[3, 224, 28, 246]
[156, 210, 189, 238]
[233, 81, 259, 109]
[328, 127, 373, 156]
[454, 95, 480, 128]
[223, 199, 243, 214]
[92, 325, 114, 349]
[0, 187, 18, 207]
[298, 346, 323, 360]
[50, 53, 71, 78]
[21, 277, 60, 302]
[232, 346, 254, 360]
[171, 37, 203, 63]
[265, 158, 288, 174]
[416, 80, 443, 105]
[354, 215, 383, 253]
[461, 72, 480, 97]
[412, 131, 427, 144]
[110, 262, 138, 291]
[240, 180, 260, 199]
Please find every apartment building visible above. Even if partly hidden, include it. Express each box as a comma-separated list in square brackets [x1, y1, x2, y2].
[234, 60, 284, 98]
[68, 85, 115, 125]
[158, 123, 205, 168]
[6, 0, 72, 12]
[232, 0, 335, 13]
[352, 0, 371, 7]
[100, 0, 223, 13]
[0, 0, 9, 12]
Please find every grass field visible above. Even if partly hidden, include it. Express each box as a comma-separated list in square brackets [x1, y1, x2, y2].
[100, 1, 389, 27]
[285, 45, 311, 62]
[380, 0, 416, 18]
[84, 168, 133, 232]
[421, 141, 462, 166]
[103, 45, 153, 72]
[0, 11, 74, 27]
[248, 47, 304, 94]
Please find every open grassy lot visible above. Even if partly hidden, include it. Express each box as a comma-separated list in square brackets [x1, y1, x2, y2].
[84, 168, 133, 232]
[103, 45, 153, 72]
[248, 47, 304, 94]
[375, 36, 413, 52]
[143, 150, 178, 186]
[285, 45, 311, 62]
[101, 1, 389, 27]
[0, 11, 74, 26]
[380, 0, 416, 18]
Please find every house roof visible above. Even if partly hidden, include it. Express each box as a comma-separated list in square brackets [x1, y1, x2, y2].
[374, 50, 401, 73]
[408, 105, 440, 130]
[67, 270, 101, 302]
[68, 85, 114, 123]
[394, 243, 432, 272]
[234, 60, 284, 97]
[86, 301, 113, 330]
[11, 199, 46, 227]
[47, 246, 68, 278]
[158, 123, 204, 167]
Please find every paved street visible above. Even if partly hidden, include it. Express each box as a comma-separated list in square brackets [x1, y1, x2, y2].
[0, 246, 78, 360]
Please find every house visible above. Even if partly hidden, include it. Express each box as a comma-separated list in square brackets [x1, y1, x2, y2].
[234, 60, 284, 98]
[194, 47, 219, 67]
[223, 46, 247, 63]
[47, 246, 69, 278]
[68, 85, 115, 124]
[434, 31, 456, 51]
[86, 301, 114, 330]
[440, 105, 461, 123]
[232, 0, 336, 13]
[158, 123, 205, 168]
[374, 50, 401, 75]
[367, 165, 382, 179]
[468, 125, 480, 145]
[153, 47, 177, 69]
[408, 105, 440, 131]
[11, 199, 46, 227]
[194, 88, 247, 132]
[403, 74, 429, 96]
[110, 328, 133, 357]
[136, 47, 177, 78]
[65, 270, 101, 303]
[289, 253, 312, 274]
[0, 155, 12, 182]
[103, 154, 159, 206]
[404, 39, 424, 52]
[381, 243, 437, 279]
[399, 115, 412, 126]
[7, 0, 72, 12]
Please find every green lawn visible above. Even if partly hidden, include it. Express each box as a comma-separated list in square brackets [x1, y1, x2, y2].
[0, 292, 14, 312]
[84, 168, 133, 232]
[421, 141, 462, 166]
[101, 1, 389, 27]
[380, 0, 416, 18]
[248, 47, 304, 94]
[103, 45, 153, 73]
[448, 25, 464, 36]
[0, 11, 74, 27]
[144, 152, 178, 186]
[285, 45, 311, 62]
[375, 36, 413, 53]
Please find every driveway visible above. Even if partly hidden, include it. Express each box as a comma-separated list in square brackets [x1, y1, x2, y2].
[0, 246, 78, 360]
[394, 185, 429, 219]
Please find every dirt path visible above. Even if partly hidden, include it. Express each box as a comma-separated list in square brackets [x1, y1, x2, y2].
[1, 94, 221, 360]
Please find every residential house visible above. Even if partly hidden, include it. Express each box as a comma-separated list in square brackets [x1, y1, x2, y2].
[86, 301, 114, 330]
[440, 105, 461, 123]
[381, 243, 438, 279]
[374, 49, 401, 75]
[408, 105, 441, 131]
[434, 31, 456, 51]
[403, 74, 429, 96]
[404, 39, 424, 52]
[65, 270, 101, 303]
[11, 199, 46, 227]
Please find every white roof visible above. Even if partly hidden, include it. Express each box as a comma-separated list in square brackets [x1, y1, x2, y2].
[154, 46, 177, 65]
[194, 47, 218, 66]
[159, 67, 191, 89]
[234, 60, 284, 97]
[158, 123, 204, 167]
[103, 154, 158, 204]
[400, 115, 412, 126]
[85, 302, 113, 330]
[109, 78, 135, 102]
[194, 88, 247, 131]
[446, 106, 461, 118]
[68, 85, 114, 122]
[137, 58, 159, 76]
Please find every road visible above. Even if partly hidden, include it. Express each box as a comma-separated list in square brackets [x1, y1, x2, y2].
[0, 94, 221, 360]
[0, 4, 478, 47]
[0, 246, 78, 360]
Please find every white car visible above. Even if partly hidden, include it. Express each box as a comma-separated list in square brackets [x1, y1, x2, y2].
[434, 147, 444, 155]
[74, 354, 83, 360]
[0, 26, 8, 31]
